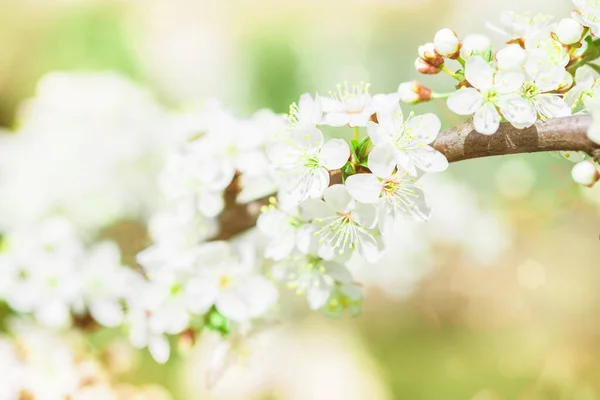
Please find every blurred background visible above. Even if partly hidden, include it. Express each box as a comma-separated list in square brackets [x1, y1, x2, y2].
[2, 0, 600, 399]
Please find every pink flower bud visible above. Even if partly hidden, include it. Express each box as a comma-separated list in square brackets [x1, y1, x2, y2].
[571, 160, 600, 187]
[415, 57, 440, 75]
[418, 43, 444, 67]
[398, 81, 432, 103]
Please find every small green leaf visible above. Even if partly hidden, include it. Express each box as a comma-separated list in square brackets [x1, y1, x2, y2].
[483, 45, 493, 62]
[340, 161, 356, 182]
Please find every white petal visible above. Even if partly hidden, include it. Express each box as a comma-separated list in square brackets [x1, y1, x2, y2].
[353, 202, 378, 229]
[536, 94, 572, 118]
[90, 301, 123, 327]
[307, 167, 330, 198]
[290, 127, 325, 151]
[197, 191, 225, 218]
[447, 89, 484, 115]
[149, 335, 170, 364]
[345, 174, 381, 203]
[409, 147, 449, 173]
[321, 112, 351, 127]
[405, 113, 441, 144]
[322, 261, 353, 283]
[356, 230, 381, 263]
[257, 209, 287, 237]
[185, 278, 218, 314]
[373, 92, 402, 120]
[366, 121, 390, 146]
[387, 184, 431, 222]
[465, 56, 494, 91]
[307, 286, 332, 310]
[368, 143, 397, 178]
[497, 94, 537, 129]
[264, 229, 296, 260]
[473, 102, 500, 135]
[534, 67, 565, 92]
[300, 198, 332, 220]
[323, 184, 353, 213]
[494, 70, 525, 94]
[320, 139, 350, 169]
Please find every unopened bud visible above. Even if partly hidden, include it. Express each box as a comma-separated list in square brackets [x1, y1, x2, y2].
[178, 328, 197, 352]
[433, 29, 461, 59]
[418, 43, 444, 67]
[571, 160, 600, 187]
[461, 34, 491, 59]
[398, 81, 432, 103]
[415, 57, 440, 75]
[556, 18, 583, 45]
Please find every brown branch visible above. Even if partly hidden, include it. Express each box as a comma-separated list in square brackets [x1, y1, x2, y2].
[211, 115, 600, 241]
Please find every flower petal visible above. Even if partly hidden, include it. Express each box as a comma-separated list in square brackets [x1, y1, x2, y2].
[289, 127, 325, 151]
[447, 88, 484, 115]
[323, 184, 353, 214]
[494, 70, 525, 94]
[368, 143, 397, 178]
[353, 202, 378, 229]
[405, 113, 441, 144]
[473, 102, 500, 135]
[465, 56, 494, 91]
[536, 94, 571, 118]
[345, 173, 381, 204]
[320, 139, 350, 169]
[497, 94, 537, 129]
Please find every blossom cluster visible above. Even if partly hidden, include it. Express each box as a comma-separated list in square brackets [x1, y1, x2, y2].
[0, 0, 598, 389]
[408, 2, 600, 185]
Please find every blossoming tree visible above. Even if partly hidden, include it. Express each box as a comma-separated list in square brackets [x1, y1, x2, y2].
[2, 2, 600, 397]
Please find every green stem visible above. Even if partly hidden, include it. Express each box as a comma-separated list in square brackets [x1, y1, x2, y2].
[431, 92, 454, 99]
[353, 126, 360, 141]
[441, 65, 461, 80]
[456, 56, 466, 68]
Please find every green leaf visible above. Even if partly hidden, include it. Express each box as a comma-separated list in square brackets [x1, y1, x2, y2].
[483, 45, 493, 63]
[340, 161, 356, 183]
[354, 136, 372, 164]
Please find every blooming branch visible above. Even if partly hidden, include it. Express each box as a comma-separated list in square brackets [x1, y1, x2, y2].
[215, 114, 600, 241]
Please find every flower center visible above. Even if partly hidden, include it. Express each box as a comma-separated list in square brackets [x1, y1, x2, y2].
[219, 275, 232, 289]
[522, 82, 540, 99]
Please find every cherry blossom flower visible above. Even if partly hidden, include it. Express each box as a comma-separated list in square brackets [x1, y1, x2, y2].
[301, 185, 380, 262]
[345, 169, 430, 234]
[320, 82, 375, 127]
[288, 93, 323, 128]
[572, 0, 600, 34]
[367, 106, 447, 176]
[498, 66, 571, 129]
[267, 127, 350, 203]
[447, 56, 525, 134]
[272, 255, 355, 310]
[565, 65, 600, 110]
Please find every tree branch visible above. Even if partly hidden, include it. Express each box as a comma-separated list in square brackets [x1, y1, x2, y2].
[211, 115, 600, 241]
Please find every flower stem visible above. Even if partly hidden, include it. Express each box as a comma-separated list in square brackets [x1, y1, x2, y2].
[353, 126, 360, 141]
[441, 66, 461, 80]
[431, 92, 454, 99]
[456, 56, 466, 68]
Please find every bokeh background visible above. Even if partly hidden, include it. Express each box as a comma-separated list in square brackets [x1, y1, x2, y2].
[2, 0, 600, 399]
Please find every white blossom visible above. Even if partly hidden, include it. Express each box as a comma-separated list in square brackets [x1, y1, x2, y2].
[498, 66, 571, 129]
[447, 56, 525, 134]
[572, 0, 600, 34]
[267, 127, 350, 203]
[302, 185, 380, 262]
[320, 82, 375, 127]
[367, 105, 447, 175]
[564, 65, 600, 110]
[289, 93, 323, 128]
[272, 255, 354, 310]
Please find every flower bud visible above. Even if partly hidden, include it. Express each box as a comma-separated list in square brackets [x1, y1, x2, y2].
[418, 43, 444, 67]
[460, 34, 491, 59]
[415, 57, 440, 74]
[571, 160, 600, 187]
[433, 29, 461, 58]
[398, 81, 432, 103]
[556, 18, 584, 45]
